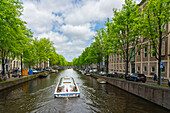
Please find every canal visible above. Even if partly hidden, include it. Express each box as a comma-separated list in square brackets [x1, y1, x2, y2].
[0, 69, 169, 113]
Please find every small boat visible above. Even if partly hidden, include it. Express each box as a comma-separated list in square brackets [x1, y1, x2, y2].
[86, 73, 91, 76]
[97, 78, 106, 84]
[52, 69, 58, 73]
[38, 73, 48, 78]
[54, 77, 80, 98]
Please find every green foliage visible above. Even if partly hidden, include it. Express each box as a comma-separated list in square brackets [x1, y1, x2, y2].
[141, 0, 170, 85]
[0, 0, 68, 71]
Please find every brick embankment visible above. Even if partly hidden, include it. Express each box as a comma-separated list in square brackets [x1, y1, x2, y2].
[91, 74, 170, 110]
[0, 72, 51, 91]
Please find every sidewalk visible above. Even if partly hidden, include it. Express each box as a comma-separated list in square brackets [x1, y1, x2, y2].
[4, 74, 28, 82]
[146, 77, 168, 85]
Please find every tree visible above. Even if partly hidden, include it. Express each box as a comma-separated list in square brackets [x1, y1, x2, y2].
[103, 18, 115, 73]
[111, 0, 141, 76]
[141, 0, 170, 85]
[89, 30, 105, 71]
[0, 0, 28, 75]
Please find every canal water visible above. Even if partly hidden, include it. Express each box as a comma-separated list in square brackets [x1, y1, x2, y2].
[0, 69, 169, 113]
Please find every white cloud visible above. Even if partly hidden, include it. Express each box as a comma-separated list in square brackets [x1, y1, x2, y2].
[64, 0, 123, 25]
[21, 0, 124, 62]
[60, 24, 95, 41]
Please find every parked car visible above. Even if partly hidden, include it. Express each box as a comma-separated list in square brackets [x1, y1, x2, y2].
[99, 71, 106, 76]
[125, 73, 146, 83]
[12, 73, 21, 77]
[89, 70, 93, 73]
[107, 72, 118, 77]
[46, 68, 52, 71]
[33, 69, 38, 74]
[92, 69, 97, 73]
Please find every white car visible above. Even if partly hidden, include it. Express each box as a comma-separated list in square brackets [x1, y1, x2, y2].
[92, 69, 97, 73]
[33, 69, 38, 74]
[99, 71, 106, 76]
[89, 70, 93, 73]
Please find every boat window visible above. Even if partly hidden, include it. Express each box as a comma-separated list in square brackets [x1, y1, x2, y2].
[64, 78, 70, 80]
[63, 82, 71, 83]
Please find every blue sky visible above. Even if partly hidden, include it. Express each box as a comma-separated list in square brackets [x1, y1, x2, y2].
[21, 0, 141, 62]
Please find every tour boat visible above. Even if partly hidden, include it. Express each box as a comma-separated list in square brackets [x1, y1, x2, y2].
[97, 78, 106, 84]
[54, 77, 80, 98]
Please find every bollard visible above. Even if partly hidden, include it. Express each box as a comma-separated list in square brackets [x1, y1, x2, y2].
[168, 79, 170, 87]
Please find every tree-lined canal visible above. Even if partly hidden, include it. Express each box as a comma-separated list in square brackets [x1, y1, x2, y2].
[0, 69, 169, 113]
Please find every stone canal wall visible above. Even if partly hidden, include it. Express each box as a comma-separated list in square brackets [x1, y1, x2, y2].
[0, 74, 39, 91]
[91, 74, 170, 110]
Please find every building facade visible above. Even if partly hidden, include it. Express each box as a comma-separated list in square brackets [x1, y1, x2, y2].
[109, 0, 170, 79]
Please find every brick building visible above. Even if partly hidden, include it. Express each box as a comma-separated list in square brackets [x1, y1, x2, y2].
[109, 0, 170, 79]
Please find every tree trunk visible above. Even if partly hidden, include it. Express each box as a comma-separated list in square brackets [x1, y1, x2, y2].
[44, 61, 45, 69]
[106, 55, 109, 73]
[99, 63, 101, 72]
[157, 31, 162, 85]
[37, 60, 38, 69]
[125, 44, 129, 76]
[2, 58, 5, 76]
[21, 55, 23, 75]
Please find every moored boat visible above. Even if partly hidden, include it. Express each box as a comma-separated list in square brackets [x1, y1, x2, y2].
[52, 69, 58, 73]
[38, 73, 48, 78]
[97, 78, 106, 84]
[54, 77, 80, 98]
[86, 73, 91, 76]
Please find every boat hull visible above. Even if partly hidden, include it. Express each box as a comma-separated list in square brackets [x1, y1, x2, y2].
[38, 75, 48, 78]
[98, 81, 106, 84]
[97, 78, 106, 84]
[54, 93, 80, 98]
[54, 77, 80, 98]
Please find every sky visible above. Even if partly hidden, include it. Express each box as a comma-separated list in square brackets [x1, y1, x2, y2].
[21, 0, 141, 62]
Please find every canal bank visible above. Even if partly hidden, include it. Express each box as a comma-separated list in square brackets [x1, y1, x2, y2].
[0, 69, 169, 113]
[0, 72, 52, 91]
[90, 74, 170, 110]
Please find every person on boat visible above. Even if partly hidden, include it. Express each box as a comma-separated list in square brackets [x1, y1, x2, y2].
[73, 86, 77, 91]
[66, 87, 68, 92]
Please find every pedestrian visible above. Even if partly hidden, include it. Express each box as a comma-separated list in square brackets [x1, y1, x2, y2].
[8, 71, 10, 78]
[153, 73, 157, 81]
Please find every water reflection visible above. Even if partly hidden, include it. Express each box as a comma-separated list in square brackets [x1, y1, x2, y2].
[0, 69, 169, 113]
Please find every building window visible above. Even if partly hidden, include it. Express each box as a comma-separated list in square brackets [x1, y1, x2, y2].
[151, 52, 156, 57]
[151, 46, 156, 57]
[114, 55, 116, 61]
[137, 51, 140, 56]
[114, 66, 116, 69]
[151, 66, 155, 72]
[144, 47, 147, 58]
[120, 54, 122, 61]
[162, 66, 165, 72]
[117, 54, 119, 61]
[137, 66, 140, 71]
[112, 55, 113, 62]
[118, 66, 119, 70]
[144, 66, 147, 72]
